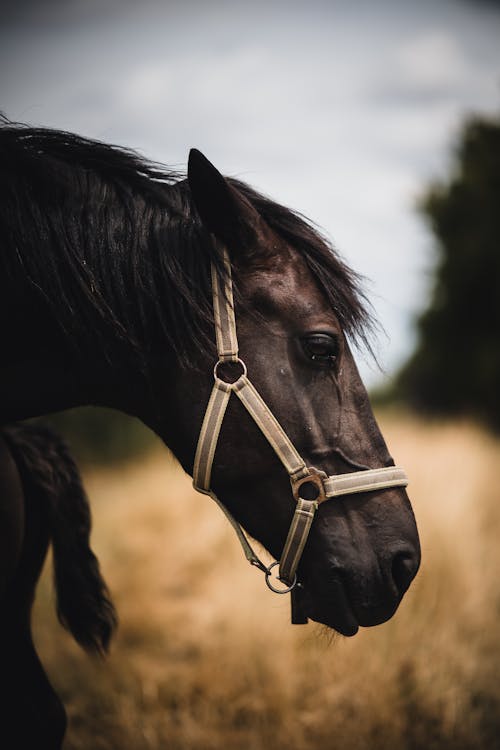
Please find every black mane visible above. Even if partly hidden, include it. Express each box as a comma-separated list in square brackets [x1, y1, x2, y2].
[0, 118, 373, 373]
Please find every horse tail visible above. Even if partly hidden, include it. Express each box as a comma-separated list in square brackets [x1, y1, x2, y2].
[3, 423, 117, 655]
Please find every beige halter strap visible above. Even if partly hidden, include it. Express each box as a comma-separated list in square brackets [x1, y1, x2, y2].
[192, 247, 408, 611]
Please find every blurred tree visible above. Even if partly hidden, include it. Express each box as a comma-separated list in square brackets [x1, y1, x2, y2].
[395, 112, 500, 430]
[34, 407, 158, 464]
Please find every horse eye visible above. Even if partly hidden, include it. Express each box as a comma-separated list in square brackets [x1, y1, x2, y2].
[301, 334, 339, 366]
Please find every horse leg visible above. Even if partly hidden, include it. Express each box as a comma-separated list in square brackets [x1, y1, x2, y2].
[0, 433, 67, 750]
[0, 621, 67, 750]
[1, 422, 117, 748]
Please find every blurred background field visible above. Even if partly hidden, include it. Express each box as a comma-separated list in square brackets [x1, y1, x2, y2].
[33, 411, 500, 750]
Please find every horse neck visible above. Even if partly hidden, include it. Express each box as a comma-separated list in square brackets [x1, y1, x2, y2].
[0, 293, 153, 425]
[0, 225, 178, 429]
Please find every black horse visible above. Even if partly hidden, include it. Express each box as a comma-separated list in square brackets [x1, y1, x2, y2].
[1, 118, 420, 747]
[0, 423, 116, 749]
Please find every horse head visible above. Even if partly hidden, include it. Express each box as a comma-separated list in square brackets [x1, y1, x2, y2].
[159, 150, 420, 636]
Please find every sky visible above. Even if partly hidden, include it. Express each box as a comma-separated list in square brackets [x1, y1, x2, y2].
[1, 0, 500, 386]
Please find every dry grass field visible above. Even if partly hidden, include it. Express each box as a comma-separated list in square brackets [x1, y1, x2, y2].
[32, 412, 500, 750]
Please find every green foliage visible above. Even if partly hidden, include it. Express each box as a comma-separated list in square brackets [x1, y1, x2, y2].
[35, 407, 158, 465]
[395, 112, 500, 431]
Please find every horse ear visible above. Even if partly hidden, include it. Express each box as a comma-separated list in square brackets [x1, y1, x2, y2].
[187, 148, 259, 249]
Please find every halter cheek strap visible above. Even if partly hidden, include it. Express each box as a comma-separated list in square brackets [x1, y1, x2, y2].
[192, 247, 408, 616]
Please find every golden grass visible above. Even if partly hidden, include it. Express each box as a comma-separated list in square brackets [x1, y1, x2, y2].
[32, 412, 500, 749]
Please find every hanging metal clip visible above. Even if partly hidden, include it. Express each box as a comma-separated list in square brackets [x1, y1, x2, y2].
[264, 561, 297, 594]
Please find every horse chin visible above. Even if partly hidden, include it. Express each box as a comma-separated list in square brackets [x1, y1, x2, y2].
[303, 578, 402, 635]
[301, 580, 360, 637]
[309, 611, 359, 638]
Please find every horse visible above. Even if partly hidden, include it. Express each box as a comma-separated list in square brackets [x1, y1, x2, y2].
[0, 117, 420, 680]
[0, 423, 116, 749]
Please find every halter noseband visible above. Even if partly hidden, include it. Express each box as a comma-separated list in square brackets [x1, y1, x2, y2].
[192, 247, 408, 619]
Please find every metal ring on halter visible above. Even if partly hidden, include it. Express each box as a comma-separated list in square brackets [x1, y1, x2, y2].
[264, 561, 297, 594]
[213, 357, 247, 385]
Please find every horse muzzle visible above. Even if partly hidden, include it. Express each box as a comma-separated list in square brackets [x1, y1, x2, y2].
[296, 487, 421, 634]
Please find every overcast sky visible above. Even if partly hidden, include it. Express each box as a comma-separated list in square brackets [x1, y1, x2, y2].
[2, 0, 500, 386]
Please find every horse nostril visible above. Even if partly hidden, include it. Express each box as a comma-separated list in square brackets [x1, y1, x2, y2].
[391, 551, 419, 596]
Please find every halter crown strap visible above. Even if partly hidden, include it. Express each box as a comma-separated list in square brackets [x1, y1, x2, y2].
[193, 246, 409, 608]
[210, 256, 238, 362]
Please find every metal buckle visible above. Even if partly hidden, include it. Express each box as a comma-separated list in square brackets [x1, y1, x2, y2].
[265, 561, 297, 594]
[291, 467, 327, 504]
[213, 357, 247, 387]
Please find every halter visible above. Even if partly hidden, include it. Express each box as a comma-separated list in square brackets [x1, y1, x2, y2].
[192, 247, 408, 620]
